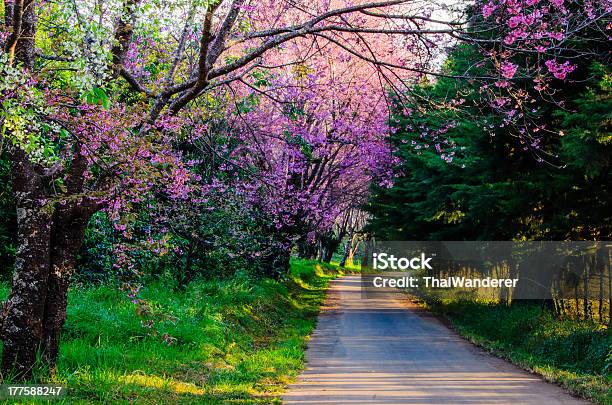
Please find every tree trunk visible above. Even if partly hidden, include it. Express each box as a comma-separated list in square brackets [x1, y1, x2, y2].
[608, 260, 611, 326]
[1, 149, 51, 380]
[5, 0, 37, 67]
[347, 236, 360, 267]
[41, 204, 91, 369]
[176, 241, 195, 289]
[322, 238, 339, 263]
[296, 237, 316, 259]
[0, 1, 49, 380]
[511, 245, 556, 311]
[574, 283, 579, 319]
[316, 239, 323, 262]
[583, 256, 589, 320]
[361, 237, 372, 269]
[339, 231, 353, 267]
[259, 237, 291, 280]
[598, 255, 604, 323]
[2, 0, 102, 379]
[267, 247, 290, 280]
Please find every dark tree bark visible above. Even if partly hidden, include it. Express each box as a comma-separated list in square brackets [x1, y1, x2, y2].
[511, 245, 556, 311]
[583, 256, 590, 320]
[321, 238, 340, 263]
[259, 240, 291, 280]
[41, 203, 92, 369]
[361, 236, 372, 269]
[4, 0, 37, 67]
[1, 149, 51, 379]
[296, 237, 317, 259]
[608, 260, 611, 326]
[2, 3, 97, 370]
[598, 255, 604, 323]
[1, 152, 96, 376]
[176, 241, 195, 289]
[0, 1, 49, 380]
[316, 240, 324, 262]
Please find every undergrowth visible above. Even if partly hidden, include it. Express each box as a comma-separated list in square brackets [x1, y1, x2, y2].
[0, 259, 343, 404]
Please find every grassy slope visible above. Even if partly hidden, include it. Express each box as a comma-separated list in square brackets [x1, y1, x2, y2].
[420, 299, 612, 404]
[0, 259, 344, 404]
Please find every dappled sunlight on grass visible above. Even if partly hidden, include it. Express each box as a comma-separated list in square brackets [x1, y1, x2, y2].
[330, 260, 362, 273]
[119, 373, 205, 395]
[0, 259, 339, 403]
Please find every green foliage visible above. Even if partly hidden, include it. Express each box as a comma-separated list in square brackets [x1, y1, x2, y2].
[0, 259, 341, 403]
[367, 44, 611, 241]
[82, 87, 111, 109]
[0, 54, 64, 165]
[76, 213, 117, 283]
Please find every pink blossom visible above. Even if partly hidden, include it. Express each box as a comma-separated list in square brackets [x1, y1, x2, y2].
[500, 62, 518, 79]
[547, 31, 565, 41]
[503, 29, 527, 45]
[507, 16, 523, 28]
[544, 59, 576, 80]
[482, 2, 496, 18]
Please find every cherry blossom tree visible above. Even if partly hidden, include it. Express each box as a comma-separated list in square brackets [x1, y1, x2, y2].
[224, 53, 396, 271]
[0, 0, 461, 378]
[462, 0, 612, 161]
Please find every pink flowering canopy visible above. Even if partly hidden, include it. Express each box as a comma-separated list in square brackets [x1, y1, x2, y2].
[1, 0, 610, 248]
[219, 41, 402, 239]
[476, 0, 611, 109]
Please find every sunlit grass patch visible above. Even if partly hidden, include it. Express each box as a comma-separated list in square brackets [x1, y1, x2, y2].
[331, 259, 362, 273]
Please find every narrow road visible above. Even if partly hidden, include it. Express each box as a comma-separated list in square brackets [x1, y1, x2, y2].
[283, 276, 588, 404]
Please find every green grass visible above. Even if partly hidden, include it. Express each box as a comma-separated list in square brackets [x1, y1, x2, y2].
[420, 299, 612, 404]
[0, 259, 344, 404]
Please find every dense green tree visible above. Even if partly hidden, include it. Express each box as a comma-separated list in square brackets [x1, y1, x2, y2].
[367, 46, 611, 241]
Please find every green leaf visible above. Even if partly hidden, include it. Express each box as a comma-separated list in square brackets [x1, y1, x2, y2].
[83, 87, 111, 109]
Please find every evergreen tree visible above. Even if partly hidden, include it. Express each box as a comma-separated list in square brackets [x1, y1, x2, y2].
[367, 46, 611, 241]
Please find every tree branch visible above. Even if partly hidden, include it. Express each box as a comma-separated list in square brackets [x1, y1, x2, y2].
[111, 0, 147, 93]
[167, 2, 219, 114]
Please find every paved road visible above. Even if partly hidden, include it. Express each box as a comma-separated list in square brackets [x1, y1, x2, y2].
[283, 276, 588, 404]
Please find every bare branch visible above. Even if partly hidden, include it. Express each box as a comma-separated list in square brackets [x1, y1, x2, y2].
[167, 2, 220, 114]
[359, 9, 465, 26]
[164, 0, 414, 114]
[120, 67, 155, 96]
[35, 52, 75, 62]
[111, 0, 148, 92]
[235, 0, 410, 41]
[146, 4, 196, 124]
[313, 32, 497, 81]
[206, 0, 247, 67]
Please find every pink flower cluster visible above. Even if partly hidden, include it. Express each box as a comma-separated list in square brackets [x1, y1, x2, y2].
[500, 62, 519, 79]
[544, 59, 576, 80]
